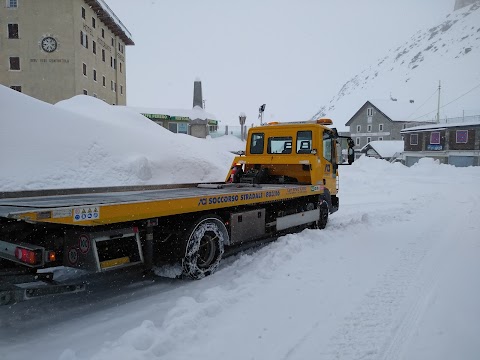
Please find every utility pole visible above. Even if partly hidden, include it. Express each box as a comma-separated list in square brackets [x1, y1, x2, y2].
[436, 80, 441, 123]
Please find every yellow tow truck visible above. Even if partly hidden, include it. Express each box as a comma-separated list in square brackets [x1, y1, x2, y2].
[0, 119, 354, 304]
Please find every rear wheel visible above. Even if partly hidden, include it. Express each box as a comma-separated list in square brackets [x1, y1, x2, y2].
[182, 215, 227, 279]
[311, 201, 329, 229]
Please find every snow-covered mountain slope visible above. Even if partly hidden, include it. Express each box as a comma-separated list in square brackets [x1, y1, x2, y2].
[313, 2, 480, 127]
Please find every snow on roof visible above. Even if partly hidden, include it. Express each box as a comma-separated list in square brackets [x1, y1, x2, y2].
[125, 106, 217, 121]
[84, 0, 134, 45]
[369, 99, 422, 122]
[361, 140, 404, 158]
[401, 120, 480, 133]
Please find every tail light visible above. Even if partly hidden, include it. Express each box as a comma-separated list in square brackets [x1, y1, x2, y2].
[15, 247, 41, 265]
[47, 251, 56, 262]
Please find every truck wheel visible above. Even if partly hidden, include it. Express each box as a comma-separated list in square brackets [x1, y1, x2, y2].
[317, 202, 329, 229]
[182, 216, 227, 279]
[0, 291, 12, 306]
[311, 201, 329, 230]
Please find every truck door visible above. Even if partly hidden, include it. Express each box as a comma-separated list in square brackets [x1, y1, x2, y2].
[322, 130, 337, 195]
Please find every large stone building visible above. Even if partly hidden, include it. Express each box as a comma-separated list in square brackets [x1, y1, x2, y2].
[0, 0, 133, 105]
[346, 100, 433, 157]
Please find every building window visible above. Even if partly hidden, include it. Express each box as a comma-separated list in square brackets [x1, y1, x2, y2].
[81, 7, 85, 19]
[430, 132, 440, 145]
[367, 137, 371, 143]
[82, 63, 87, 77]
[378, 137, 383, 141]
[92, 41, 96, 54]
[110, 56, 113, 67]
[111, 80, 116, 92]
[111, 37, 114, 46]
[92, 17, 96, 28]
[355, 137, 360, 146]
[83, 89, 88, 95]
[410, 134, 418, 145]
[6, 0, 18, 8]
[113, 58, 116, 69]
[456, 130, 468, 144]
[120, 85, 123, 95]
[8, 24, 19, 38]
[379, 124, 383, 131]
[10, 85, 21, 92]
[102, 49, 106, 62]
[9, 56, 20, 70]
[93, 69, 97, 81]
[120, 62, 122, 73]
[80, 31, 88, 48]
[102, 76, 106, 87]
[367, 125, 372, 132]
[356, 125, 361, 132]
[101, 28, 105, 38]
[367, 108, 373, 116]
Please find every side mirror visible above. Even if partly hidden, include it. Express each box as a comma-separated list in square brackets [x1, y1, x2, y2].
[348, 147, 354, 164]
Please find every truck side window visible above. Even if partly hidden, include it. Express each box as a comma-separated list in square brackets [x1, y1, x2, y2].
[323, 132, 332, 162]
[296, 131, 312, 154]
[250, 133, 265, 154]
[267, 136, 293, 154]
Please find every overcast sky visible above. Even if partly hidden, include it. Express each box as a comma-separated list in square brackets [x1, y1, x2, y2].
[108, 0, 454, 125]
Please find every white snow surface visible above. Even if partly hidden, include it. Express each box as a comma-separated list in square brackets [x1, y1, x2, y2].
[0, 85, 235, 191]
[1, 87, 480, 360]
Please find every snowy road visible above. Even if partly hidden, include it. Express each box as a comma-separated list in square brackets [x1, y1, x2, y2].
[1, 158, 479, 360]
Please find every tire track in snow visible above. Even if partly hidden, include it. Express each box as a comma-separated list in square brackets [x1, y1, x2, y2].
[317, 197, 458, 360]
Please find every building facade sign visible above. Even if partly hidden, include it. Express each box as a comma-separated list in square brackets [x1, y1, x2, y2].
[427, 144, 443, 151]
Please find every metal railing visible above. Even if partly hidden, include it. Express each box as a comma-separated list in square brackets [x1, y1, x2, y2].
[438, 114, 480, 124]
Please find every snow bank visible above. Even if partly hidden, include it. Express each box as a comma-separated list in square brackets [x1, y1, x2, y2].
[0, 86, 235, 191]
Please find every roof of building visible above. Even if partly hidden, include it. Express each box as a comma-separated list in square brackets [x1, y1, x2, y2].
[401, 120, 480, 133]
[346, 100, 435, 126]
[84, 0, 134, 45]
[360, 140, 404, 158]
[126, 106, 217, 121]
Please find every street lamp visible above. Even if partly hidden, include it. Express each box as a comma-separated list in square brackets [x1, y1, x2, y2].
[258, 104, 266, 125]
[239, 112, 246, 141]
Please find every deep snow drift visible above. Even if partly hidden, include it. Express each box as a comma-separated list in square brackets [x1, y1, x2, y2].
[0, 85, 240, 191]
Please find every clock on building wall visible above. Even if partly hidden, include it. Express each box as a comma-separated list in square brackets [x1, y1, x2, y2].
[41, 36, 58, 53]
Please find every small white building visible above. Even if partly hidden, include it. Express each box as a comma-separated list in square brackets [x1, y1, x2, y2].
[360, 140, 404, 161]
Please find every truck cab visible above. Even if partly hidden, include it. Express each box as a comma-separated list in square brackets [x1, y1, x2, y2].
[227, 119, 354, 213]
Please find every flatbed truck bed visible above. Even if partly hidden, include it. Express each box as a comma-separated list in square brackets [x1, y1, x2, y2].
[0, 182, 323, 226]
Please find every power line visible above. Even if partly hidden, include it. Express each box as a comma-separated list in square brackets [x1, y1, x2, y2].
[410, 81, 480, 121]
[406, 89, 438, 120]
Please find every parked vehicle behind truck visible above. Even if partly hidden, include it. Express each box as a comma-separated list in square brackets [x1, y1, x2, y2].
[0, 119, 354, 304]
